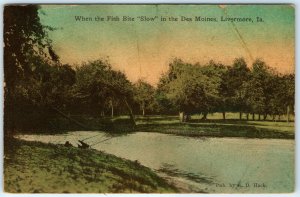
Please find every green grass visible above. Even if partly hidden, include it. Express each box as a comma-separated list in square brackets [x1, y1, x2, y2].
[192, 112, 295, 122]
[134, 114, 294, 139]
[15, 113, 295, 139]
[4, 138, 177, 193]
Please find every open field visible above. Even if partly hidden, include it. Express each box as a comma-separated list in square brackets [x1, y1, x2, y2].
[134, 113, 294, 139]
[15, 113, 295, 139]
[4, 138, 176, 193]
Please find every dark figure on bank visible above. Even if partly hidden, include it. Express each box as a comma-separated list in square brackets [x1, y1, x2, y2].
[64, 141, 73, 147]
[78, 140, 90, 149]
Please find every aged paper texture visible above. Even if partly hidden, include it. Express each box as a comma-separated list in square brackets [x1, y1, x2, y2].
[3, 4, 295, 193]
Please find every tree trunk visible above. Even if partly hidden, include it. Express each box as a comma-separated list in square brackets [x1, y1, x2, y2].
[258, 114, 261, 121]
[252, 113, 255, 121]
[201, 112, 208, 120]
[287, 105, 290, 123]
[185, 114, 191, 122]
[263, 114, 267, 121]
[179, 112, 191, 122]
[4, 86, 16, 138]
[239, 112, 242, 120]
[179, 112, 185, 122]
[142, 101, 145, 116]
[124, 99, 136, 126]
[222, 111, 226, 120]
[111, 104, 114, 118]
[246, 113, 249, 120]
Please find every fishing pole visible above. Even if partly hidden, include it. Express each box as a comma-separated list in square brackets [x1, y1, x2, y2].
[89, 136, 116, 147]
[80, 133, 105, 142]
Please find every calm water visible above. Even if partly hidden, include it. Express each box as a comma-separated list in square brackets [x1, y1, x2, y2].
[18, 131, 294, 193]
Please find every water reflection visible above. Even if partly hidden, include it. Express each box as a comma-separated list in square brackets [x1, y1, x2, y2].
[18, 131, 294, 193]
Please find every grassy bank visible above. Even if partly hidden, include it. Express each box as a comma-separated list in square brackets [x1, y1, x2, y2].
[135, 114, 294, 139]
[4, 139, 177, 193]
[15, 113, 295, 139]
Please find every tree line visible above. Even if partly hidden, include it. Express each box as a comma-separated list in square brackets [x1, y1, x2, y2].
[156, 58, 294, 122]
[4, 5, 294, 136]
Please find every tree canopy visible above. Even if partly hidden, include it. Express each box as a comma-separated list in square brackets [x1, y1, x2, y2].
[156, 58, 294, 122]
[3, 6, 295, 135]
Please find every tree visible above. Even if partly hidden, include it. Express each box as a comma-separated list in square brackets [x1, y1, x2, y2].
[240, 78, 265, 120]
[134, 80, 156, 116]
[267, 74, 287, 120]
[250, 59, 275, 120]
[226, 58, 250, 120]
[155, 73, 178, 115]
[219, 66, 232, 120]
[280, 74, 295, 122]
[159, 59, 222, 122]
[201, 61, 226, 119]
[73, 59, 136, 125]
[4, 5, 58, 136]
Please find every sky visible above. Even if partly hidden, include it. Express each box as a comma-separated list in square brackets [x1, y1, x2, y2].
[39, 4, 295, 85]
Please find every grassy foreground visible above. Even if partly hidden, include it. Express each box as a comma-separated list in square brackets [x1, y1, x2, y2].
[4, 139, 176, 193]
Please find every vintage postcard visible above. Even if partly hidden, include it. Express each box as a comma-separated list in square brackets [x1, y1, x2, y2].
[3, 4, 295, 193]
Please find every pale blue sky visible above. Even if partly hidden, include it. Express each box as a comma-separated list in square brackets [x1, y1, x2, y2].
[40, 5, 295, 84]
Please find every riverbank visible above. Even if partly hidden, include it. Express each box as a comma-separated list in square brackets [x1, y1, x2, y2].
[14, 131, 295, 193]
[4, 138, 177, 193]
[15, 114, 295, 139]
[135, 115, 294, 139]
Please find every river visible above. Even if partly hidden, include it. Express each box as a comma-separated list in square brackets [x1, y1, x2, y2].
[17, 131, 294, 193]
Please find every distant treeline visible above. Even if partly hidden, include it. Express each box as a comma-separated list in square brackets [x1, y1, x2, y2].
[4, 5, 294, 135]
[157, 58, 294, 122]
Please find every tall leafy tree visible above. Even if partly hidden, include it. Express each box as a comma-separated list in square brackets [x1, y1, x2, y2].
[219, 65, 232, 120]
[159, 59, 222, 122]
[4, 5, 58, 136]
[155, 73, 178, 115]
[73, 59, 136, 124]
[240, 78, 265, 120]
[280, 74, 295, 122]
[250, 59, 274, 120]
[220, 58, 250, 119]
[267, 74, 287, 120]
[134, 80, 156, 116]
